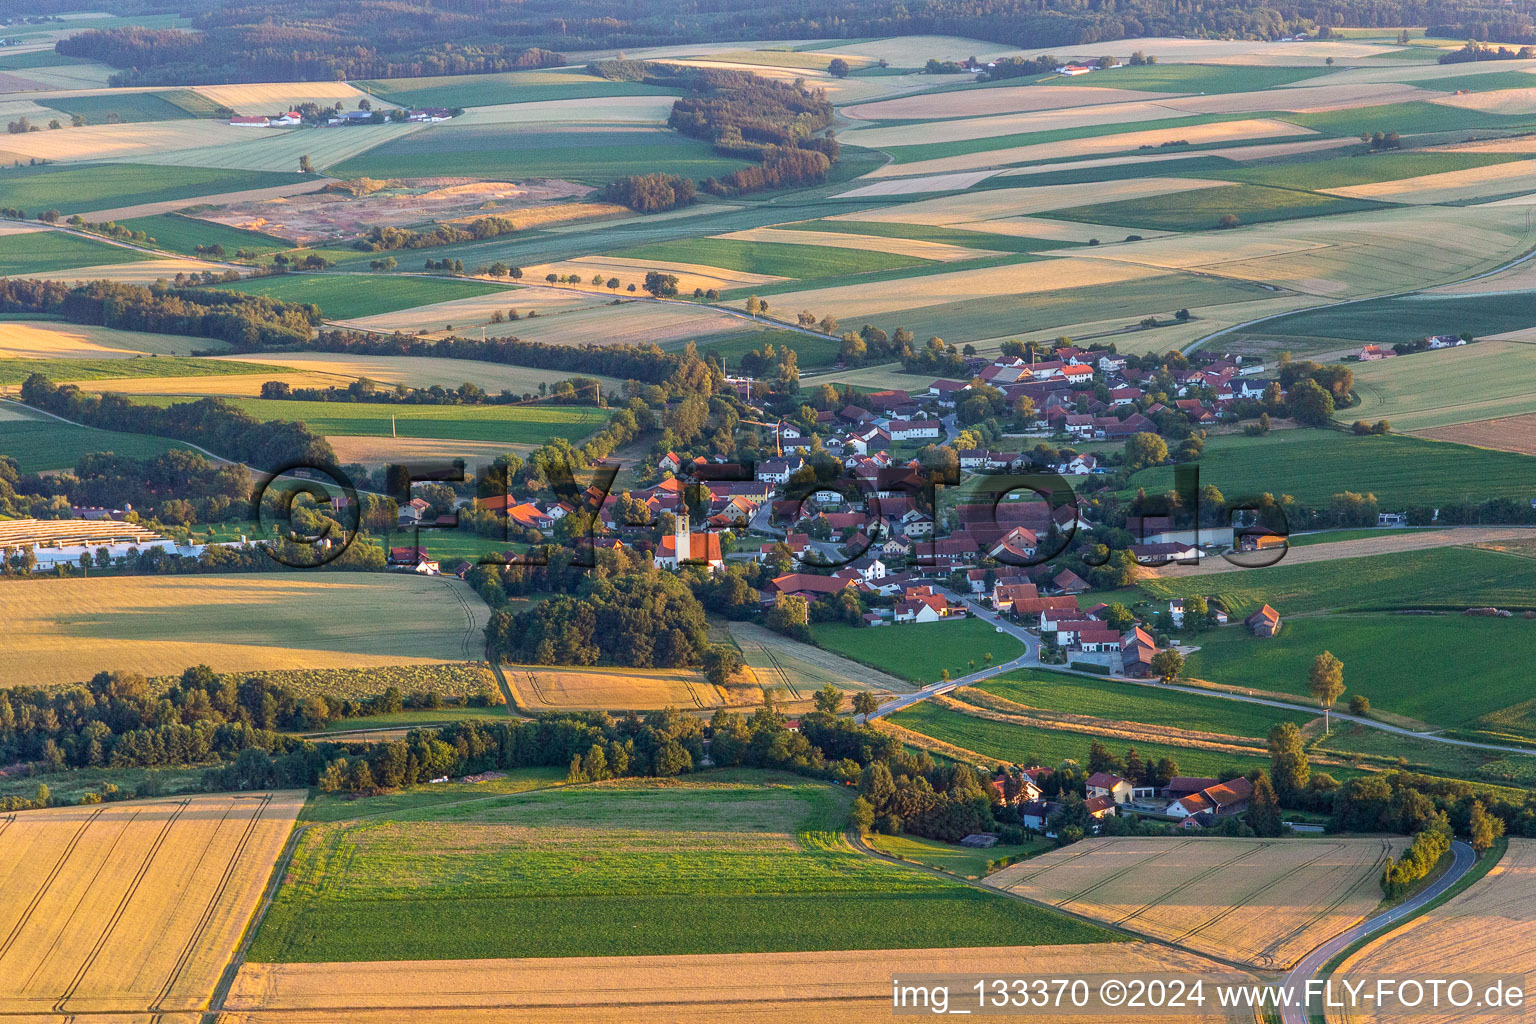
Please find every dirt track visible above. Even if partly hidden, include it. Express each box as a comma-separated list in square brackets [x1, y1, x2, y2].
[1151, 526, 1536, 579]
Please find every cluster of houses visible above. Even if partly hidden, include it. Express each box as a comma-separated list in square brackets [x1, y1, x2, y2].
[996, 769, 1255, 837]
[228, 111, 304, 128]
[230, 107, 455, 128]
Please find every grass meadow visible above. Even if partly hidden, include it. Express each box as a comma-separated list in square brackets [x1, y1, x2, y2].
[130, 394, 607, 444]
[869, 832, 1053, 878]
[1125, 429, 1536, 505]
[210, 274, 507, 320]
[38, 91, 195, 125]
[1045, 183, 1381, 232]
[1062, 64, 1331, 94]
[1348, 342, 1536, 431]
[329, 124, 751, 186]
[1138, 546, 1536, 617]
[1253, 291, 1536, 346]
[696, 327, 844, 367]
[0, 164, 310, 217]
[0, 406, 194, 471]
[359, 69, 679, 110]
[1282, 101, 1536, 137]
[610, 237, 930, 279]
[0, 230, 158, 276]
[809, 618, 1023, 684]
[248, 773, 1115, 961]
[781, 219, 1074, 255]
[1216, 150, 1529, 191]
[1186, 614, 1536, 737]
[118, 212, 292, 257]
[0, 355, 289, 385]
[972, 670, 1314, 738]
[888, 700, 1272, 779]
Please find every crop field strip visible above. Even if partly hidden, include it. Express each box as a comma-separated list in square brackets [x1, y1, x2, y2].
[0, 399, 199, 472]
[501, 664, 731, 711]
[208, 274, 509, 321]
[0, 792, 303, 1015]
[0, 573, 492, 688]
[992, 836, 1404, 969]
[0, 229, 160, 276]
[0, 163, 313, 217]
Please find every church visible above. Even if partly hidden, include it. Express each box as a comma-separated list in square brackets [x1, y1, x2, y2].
[653, 509, 725, 571]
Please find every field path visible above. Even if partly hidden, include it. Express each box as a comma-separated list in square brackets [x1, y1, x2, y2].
[1280, 840, 1476, 1024]
[1151, 526, 1536, 578]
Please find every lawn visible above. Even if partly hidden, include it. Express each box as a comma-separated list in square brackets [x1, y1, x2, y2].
[971, 669, 1314, 739]
[0, 356, 289, 385]
[1185, 614, 1536, 737]
[208, 274, 507, 320]
[130, 394, 608, 444]
[1124, 429, 1536, 506]
[0, 407, 195, 472]
[1139, 546, 1536, 617]
[1044, 183, 1382, 232]
[248, 773, 1115, 961]
[609, 237, 930, 279]
[869, 832, 1052, 879]
[0, 164, 311, 217]
[888, 700, 1271, 779]
[0, 230, 157, 275]
[329, 124, 751, 186]
[1250, 290, 1536, 346]
[38, 91, 195, 125]
[809, 618, 1023, 684]
[359, 69, 679, 110]
[117, 212, 292, 257]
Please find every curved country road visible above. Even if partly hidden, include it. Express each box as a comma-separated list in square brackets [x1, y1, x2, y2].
[1280, 840, 1476, 1024]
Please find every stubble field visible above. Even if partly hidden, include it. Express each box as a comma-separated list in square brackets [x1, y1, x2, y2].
[0, 792, 302, 1016]
[501, 664, 732, 711]
[991, 836, 1405, 968]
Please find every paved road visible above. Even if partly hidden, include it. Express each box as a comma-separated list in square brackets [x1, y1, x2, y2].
[1280, 840, 1476, 1024]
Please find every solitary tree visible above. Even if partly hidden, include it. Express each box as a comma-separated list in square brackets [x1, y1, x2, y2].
[828, 57, 851, 78]
[1468, 800, 1505, 857]
[1150, 648, 1184, 684]
[298, 154, 314, 173]
[852, 691, 881, 719]
[1309, 651, 1345, 733]
[813, 684, 844, 714]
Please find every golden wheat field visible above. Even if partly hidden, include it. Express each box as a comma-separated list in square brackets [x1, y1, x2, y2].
[502, 664, 731, 711]
[1324, 159, 1536, 204]
[331, 286, 593, 334]
[840, 178, 1228, 225]
[189, 81, 381, 111]
[991, 836, 1405, 969]
[24, 258, 231, 285]
[862, 118, 1312, 178]
[523, 254, 787, 293]
[747, 257, 1166, 320]
[841, 99, 1191, 151]
[0, 119, 259, 163]
[61, 372, 350, 397]
[728, 621, 913, 700]
[0, 792, 303, 1016]
[833, 170, 1003, 198]
[1, 574, 490, 688]
[717, 226, 996, 261]
[211, 351, 624, 393]
[0, 320, 225, 358]
[1330, 840, 1536, 1024]
[324, 435, 535, 469]
[218, 941, 1250, 1024]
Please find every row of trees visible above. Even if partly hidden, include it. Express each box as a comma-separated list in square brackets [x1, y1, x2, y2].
[352, 215, 522, 252]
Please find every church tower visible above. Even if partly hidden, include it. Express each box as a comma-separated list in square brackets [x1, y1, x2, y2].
[673, 507, 691, 564]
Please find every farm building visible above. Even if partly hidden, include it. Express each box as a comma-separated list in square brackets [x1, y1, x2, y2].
[1247, 604, 1282, 637]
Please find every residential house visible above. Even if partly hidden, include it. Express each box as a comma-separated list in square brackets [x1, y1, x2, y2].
[1086, 773, 1134, 804]
[1246, 603, 1282, 637]
[1166, 777, 1254, 820]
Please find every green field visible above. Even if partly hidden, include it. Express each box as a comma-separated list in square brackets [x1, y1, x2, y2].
[1214, 151, 1527, 191]
[329, 124, 751, 186]
[320, 706, 516, 731]
[0, 356, 289, 385]
[869, 832, 1052, 878]
[130, 394, 607, 444]
[359, 69, 680, 110]
[809, 618, 1024, 684]
[1288, 528, 1434, 547]
[0, 51, 97, 70]
[696, 326, 843, 367]
[971, 670, 1314, 739]
[0, 230, 157, 276]
[610, 237, 929, 278]
[117, 212, 292, 257]
[300, 766, 565, 823]
[0, 164, 311, 217]
[780, 219, 1072, 254]
[888, 700, 1270, 779]
[1139, 546, 1536, 617]
[209, 273, 506, 320]
[1349, 342, 1536, 431]
[1281, 101, 1536, 137]
[249, 773, 1114, 961]
[0, 407, 195, 472]
[1045, 183, 1381, 232]
[1249, 290, 1536, 346]
[38, 92, 194, 125]
[1125, 429, 1536, 505]
[878, 112, 1241, 165]
[1186, 614, 1536, 737]
[1060, 64, 1331, 94]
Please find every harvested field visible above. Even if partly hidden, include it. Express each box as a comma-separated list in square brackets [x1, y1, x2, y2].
[1323, 158, 1536, 203]
[1445, 135, 1536, 155]
[1417, 413, 1536, 455]
[139, 121, 426, 174]
[210, 351, 623, 393]
[843, 84, 1177, 121]
[220, 942, 1245, 1024]
[333, 286, 597, 335]
[843, 100, 1192, 150]
[716, 226, 997, 261]
[991, 836, 1405, 969]
[522, 254, 788, 293]
[0, 119, 262, 163]
[0, 319, 223, 358]
[0, 573, 490, 688]
[861, 118, 1313, 178]
[20, 256, 230, 284]
[834, 170, 1002, 198]
[479, 301, 750, 349]
[805, 35, 1023, 66]
[324, 435, 535, 470]
[1159, 81, 1428, 114]
[501, 664, 730, 711]
[74, 180, 327, 223]
[451, 95, 677, 126]
[189, 81, 381, 112]
[65, 371, 350, 397]
[1331, 839, 1536, 1024]
[839, 178, 1229, 225]
[1430, 85, 1536, 114]
[728, 621, 914, 702]
[0, 792, 303, 1016]
[743, 257, 1165, 319]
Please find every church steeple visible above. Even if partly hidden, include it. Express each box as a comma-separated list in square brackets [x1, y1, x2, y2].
[674, 507, 690, 562]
